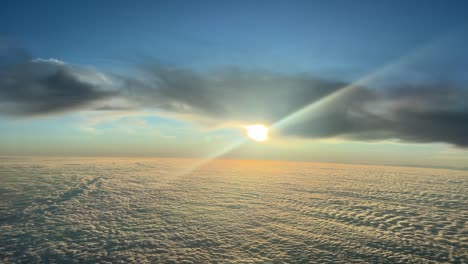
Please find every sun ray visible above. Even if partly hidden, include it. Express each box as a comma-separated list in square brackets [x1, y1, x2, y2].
[174, 34, 450, 177]
[174, 138, 248, 177]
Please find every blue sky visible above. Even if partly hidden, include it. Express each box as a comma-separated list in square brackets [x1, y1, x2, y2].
[1, 0, 468, 168]
[3, 0, 467, 73]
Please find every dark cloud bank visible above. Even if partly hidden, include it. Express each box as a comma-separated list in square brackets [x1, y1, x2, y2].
[0, 60, 116, 116]
[1, 56, 467, 147]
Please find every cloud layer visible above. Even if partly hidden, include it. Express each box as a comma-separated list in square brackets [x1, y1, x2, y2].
[1, 158, 467, 263]
[0, 56, 467, 146]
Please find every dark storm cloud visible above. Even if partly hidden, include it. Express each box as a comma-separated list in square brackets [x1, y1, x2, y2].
[1, 55, 467, 147]
[122, 65, 468, 147]
[280, 84, 468, 147]
[0, 59, 117, 116]
[122, 66, 347, 123]
[366, 86, 468, 146]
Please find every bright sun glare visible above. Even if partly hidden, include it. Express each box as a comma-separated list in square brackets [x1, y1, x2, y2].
[244, 124, 269, 142]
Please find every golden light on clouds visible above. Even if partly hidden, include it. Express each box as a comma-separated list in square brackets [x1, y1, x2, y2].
[244, 124, 269, 142]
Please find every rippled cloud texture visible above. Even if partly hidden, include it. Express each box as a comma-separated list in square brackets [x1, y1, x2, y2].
[0, 158, 466, 263]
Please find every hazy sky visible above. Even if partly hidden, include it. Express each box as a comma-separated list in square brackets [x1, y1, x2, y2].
[1, 0, 468, 168]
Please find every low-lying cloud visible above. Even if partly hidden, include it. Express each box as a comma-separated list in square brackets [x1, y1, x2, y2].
[0, 55, 467, 147]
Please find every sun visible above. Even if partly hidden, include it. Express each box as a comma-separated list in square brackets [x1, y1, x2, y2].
[244, 124, 269, 142]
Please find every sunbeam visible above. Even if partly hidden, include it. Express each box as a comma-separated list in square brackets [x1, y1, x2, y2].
[174, 33, 453, 178]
